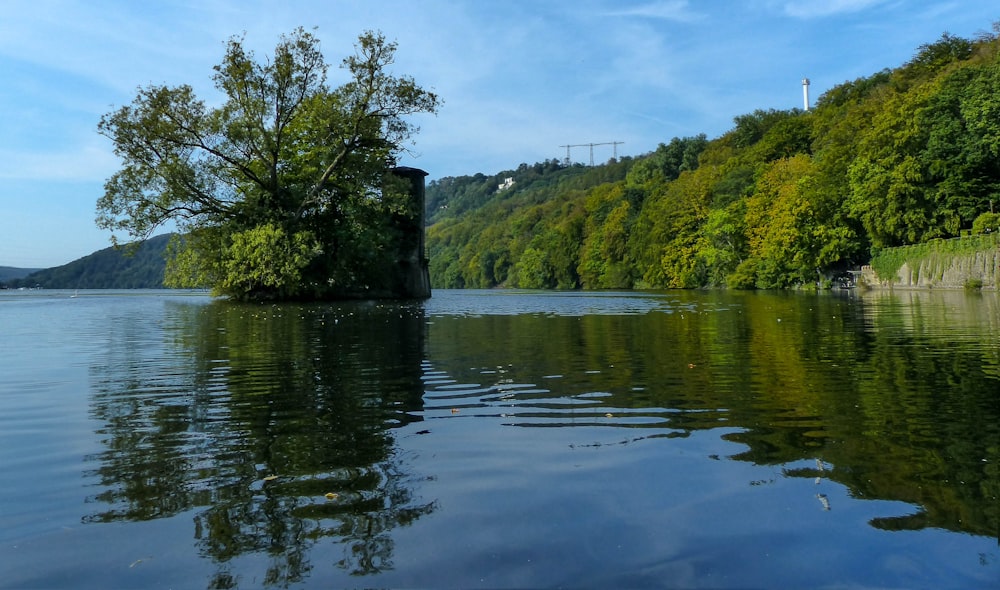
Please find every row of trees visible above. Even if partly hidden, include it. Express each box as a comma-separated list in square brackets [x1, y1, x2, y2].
[427, 27, 1000, 290]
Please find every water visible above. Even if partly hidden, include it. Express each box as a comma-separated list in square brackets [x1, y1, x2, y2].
[0, 288, 997, 588]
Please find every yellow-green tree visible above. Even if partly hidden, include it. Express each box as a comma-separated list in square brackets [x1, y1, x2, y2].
[634, 166, 717, 288]
[741, 155, 854, 288]
[578, 183, 641, 289]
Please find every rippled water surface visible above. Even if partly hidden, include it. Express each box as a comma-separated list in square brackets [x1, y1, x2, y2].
[1, 288, 997, 588]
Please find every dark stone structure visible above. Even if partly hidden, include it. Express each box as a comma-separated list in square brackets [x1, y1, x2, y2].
[389, 166, 431, 299]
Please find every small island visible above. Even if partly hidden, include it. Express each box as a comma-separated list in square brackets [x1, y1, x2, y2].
[96, 28, 439, 301]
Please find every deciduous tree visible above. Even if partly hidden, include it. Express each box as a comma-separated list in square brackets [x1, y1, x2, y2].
[97, 28, 439, 300]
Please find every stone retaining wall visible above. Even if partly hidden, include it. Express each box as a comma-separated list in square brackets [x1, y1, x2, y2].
[858, 249, 999, 290]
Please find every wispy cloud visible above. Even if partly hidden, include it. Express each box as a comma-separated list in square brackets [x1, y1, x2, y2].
[779, 0, 887, 19]
[605, 0, 705, 22]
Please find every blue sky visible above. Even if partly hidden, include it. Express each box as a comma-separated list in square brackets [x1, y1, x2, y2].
[1, 1, 997, 268]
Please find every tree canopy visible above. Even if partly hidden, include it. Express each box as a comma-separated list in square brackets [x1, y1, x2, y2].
[97, 28, 439, 300]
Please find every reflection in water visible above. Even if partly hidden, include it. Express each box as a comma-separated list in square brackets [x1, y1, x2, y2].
[850, 290, 999, 535]
[72, 289, 998, 587]
[422, 290, 998, 540]
[84, 300, 434, 585]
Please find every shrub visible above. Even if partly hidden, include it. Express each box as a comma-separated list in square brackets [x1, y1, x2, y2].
[971, 212, 1000, 235]
[964, 277, 984, 291]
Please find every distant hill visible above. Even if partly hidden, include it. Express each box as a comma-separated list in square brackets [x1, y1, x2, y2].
[3, 234, 172, 289]
[0, 266, 42, 282]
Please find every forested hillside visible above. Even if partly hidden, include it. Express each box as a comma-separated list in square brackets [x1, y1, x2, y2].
[4, 234, 171, 289]
[426, 27, 1000, 290]
[0, 266, 41, 282]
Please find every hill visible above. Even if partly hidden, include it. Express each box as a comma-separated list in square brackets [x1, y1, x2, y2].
[3, 234, 172, 289]
[425, 27, 1000, 290]
[425, 159, 629, 225]
[0, 266, 42, 282]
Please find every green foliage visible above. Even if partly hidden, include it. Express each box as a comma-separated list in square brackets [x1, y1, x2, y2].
[625, 135, 707, 185]
[814, 70, 892, 110]
[971, 212, 1000, 234]
[695, 202, 747, 286]
[964, 277, 984, 291]
[578, 184, 639, 289]
[740, 155, 856, 288]
[426, 159, 570, 225]
[729, 108, 799, 149]
[425, 24, 1000, 292]
[214, 224, 318, 300]
[902, 32, 974, 82]
[97, 28, 439, 301]
[744, 156, 815, 287]
[636, 166, 716, 288]
[425, 159, 631, 290]
[918, 62, 1000, 226]
[742, 111, 813, 162]
[513, 247, 551, 289]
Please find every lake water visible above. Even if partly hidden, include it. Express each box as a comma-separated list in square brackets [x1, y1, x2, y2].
[0, 288, 997, 589]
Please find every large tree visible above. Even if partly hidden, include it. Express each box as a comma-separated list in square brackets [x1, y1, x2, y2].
[97, 28, 440, 300]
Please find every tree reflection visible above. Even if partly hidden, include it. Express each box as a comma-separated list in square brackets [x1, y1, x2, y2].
[84, 298, 433, 585]
[423, 290, 998, 539]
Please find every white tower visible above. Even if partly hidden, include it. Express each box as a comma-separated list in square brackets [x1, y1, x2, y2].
[802, 78, 810, 111]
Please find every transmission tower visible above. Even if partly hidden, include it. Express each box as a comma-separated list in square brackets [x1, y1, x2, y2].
[559, 141, 624, 166]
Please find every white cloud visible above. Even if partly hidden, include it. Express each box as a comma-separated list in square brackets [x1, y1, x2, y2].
[605, 0, 704, 21]
[780, 0, 886, 19]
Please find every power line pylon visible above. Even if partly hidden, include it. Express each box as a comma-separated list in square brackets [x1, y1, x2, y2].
[559, 141, 624, 166]
[559, 143, 588, 166]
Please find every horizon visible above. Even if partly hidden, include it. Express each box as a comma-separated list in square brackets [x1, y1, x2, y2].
[2, 1, 997, 268]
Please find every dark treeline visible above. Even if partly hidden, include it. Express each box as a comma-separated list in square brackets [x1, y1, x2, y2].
[426, 27, 1000, 290]
[4, 234, 171, 289]
[0, 266, 41, 282]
